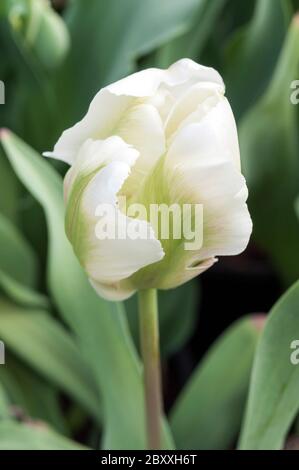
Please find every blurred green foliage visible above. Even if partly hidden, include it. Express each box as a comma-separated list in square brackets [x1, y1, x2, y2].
[0, 0, 299, 450]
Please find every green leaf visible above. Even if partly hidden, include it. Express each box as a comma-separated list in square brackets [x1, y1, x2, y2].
[224, 0, 291, 119]
[0, 130, 174, 449]
[295, 195, 299, 220]
[0, 383, 10, 419]
[126, 280, 199, 357]
[0, 269, 48, 308]
[239, 15, 299, 285]
[239, 280, 299, 449]
[0, 147, 19, 222]
[155, 0, 227, 68]
[170, 316, 263, 449]
[0, 353, 67, 433]
[0, 211, 37, 287]
[0, 298, 101, 423]
[0, 420, 87, 450]
[158, 282, 199, 356]
[59, 0, 205, 122]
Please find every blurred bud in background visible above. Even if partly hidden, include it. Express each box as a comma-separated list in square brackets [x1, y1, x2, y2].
[5, 0, 69, 69]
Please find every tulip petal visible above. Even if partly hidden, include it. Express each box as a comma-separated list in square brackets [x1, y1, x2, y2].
[164, 82, 223, 139]
[64, 136, 139, 202]
[43, 92, 134, 164]
[155, 160, 251, 289]
[89, 278, 136, 302]
[132, 153, 251, 290]
[158, 257, 218, 290]
[44, 59, 223, 164]
[107, 58, 223, 97]
[167, 97, 241, 170]
[65, 154, 164, 296]
[113, 103, 165, 197]
[166, 159, 252, 262]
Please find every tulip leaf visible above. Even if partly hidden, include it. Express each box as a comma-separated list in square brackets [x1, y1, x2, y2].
[0, 298, 101, 423]
[0, 355, 67, 433]
[0, 420, 87, 450]
[295, 195, 299, 221]
[170, 316, 263, 449]
[59, 0, 206, 122]
[0, 130, 174, 450]
[239, 280, 299, 450]
[239, 16, 299, 285]
[0, 148, 19, 223]
[0, 269, 49, 309]
[0, 383, 10, 419]
[158, 282, 199, 356]
[0, 211, 38, 287]
[155, 0, 227, 68]
[224, 0, 291, 119]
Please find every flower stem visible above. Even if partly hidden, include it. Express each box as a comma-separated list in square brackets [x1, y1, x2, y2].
[138, 288, 162, 450]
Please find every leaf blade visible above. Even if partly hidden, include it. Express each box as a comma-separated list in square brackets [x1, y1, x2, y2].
[1, 130, 174, 449]
[239, 280, 299, 449]
[170, 316, 262, 449]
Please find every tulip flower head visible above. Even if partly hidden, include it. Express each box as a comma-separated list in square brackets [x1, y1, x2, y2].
[45, 59, 252, 300]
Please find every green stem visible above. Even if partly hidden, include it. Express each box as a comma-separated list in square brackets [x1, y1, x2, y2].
[138, 288, 162, 450]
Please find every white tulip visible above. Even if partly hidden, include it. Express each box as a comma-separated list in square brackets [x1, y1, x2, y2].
[44, 59, 252, 300]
